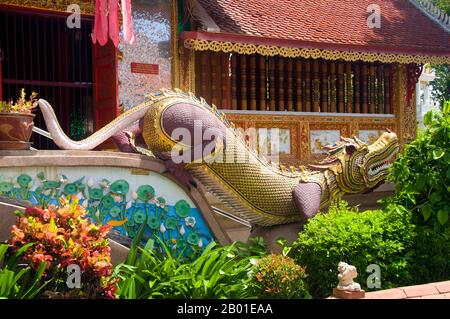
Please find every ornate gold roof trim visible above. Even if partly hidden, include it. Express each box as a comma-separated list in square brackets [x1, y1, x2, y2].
[184, 38, 450, 65]
[0, 0, 95, 16]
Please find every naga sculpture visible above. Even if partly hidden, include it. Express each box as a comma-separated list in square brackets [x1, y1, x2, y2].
[38, 89, 399, 226]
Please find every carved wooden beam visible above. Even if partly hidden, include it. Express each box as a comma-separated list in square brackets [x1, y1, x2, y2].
[369, 64, 376, 113]
[313, 60, 320, 112]
[321, 61, 328, 112]
[295, 59, 303, 112]
[287, 58, 294, 112]
[240, 55, 248, 110]
[304, 60, 312, 112]
[269, 57, 277, 111]
[330, 62, 337, 113]
[277, 57, 285, 111]
[231, 54, 238, 110]
[249, 55, 257, 110]
[337, 62, 344, 113]
[258, 55, 267, 111]
[346, 63, 353, 113]
[354, 63, 361, 113]
[362, 63, 369, 113]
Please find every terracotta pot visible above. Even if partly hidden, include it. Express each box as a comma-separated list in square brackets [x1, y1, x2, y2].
[0, 112, 35, 150]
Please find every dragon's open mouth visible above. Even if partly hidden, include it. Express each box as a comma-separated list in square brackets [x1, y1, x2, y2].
[368, 147, 398, 178]
[364, 131, 399, 182]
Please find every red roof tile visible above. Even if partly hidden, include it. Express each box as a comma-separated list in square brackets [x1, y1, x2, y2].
[196, 0, 450, 56]
[363, 281, 450, 299]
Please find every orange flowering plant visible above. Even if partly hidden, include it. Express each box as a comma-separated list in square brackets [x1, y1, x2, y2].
[250, 254, 310, 299]
[10, 196, 117, 298]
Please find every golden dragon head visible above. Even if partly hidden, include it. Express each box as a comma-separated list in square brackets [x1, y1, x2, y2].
[312, 130, 399, 194]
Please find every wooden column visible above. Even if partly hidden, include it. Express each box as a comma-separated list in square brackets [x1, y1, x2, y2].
[249, 55, 257, 110]
[231, 54, 238, 110]
[210, 52, 220, 107]
[369, 64, 376, 113]
[221, 53, 230, 109]
[377, 64, 384, 114]
[268, 57, 276, 111]
[240, 55, 248, 110]
[200, 51, 211, 103]
[330, 62, 337, 113]
[277, 57, 285, 111]
[384, 65, 392, 114]
[362, 63, 368, 113]
[346, 63, 353, 113]
[286, 58, 294, 112]
[337, 62, 344, 113]
[313, 60, 320, 112]
[305, 60, 312, 112]
[354, 63, 361, 113]
[321, 61, 328, 112]
[258, 55, 267, 111]
[295, 59, 303, 112]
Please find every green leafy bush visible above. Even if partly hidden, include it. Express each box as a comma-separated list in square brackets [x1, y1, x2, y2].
[113, 237, 258, 299]
[290, 201, 416, 298]
[291, 200, 450, 298]
[388, 102, 450, 226]
[249, 254, 310, 299]
[0, 243, 50, 299]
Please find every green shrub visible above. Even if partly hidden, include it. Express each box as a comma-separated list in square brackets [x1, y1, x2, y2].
[0, 243, 50, 299]
[249, 254, 310, 299]
[388, 102, 450, 226]
[113, 237, 258, 299]
[290, 201, 416, 298]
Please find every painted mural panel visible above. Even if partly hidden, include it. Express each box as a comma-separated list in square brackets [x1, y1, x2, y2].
[257, 128, 291, 156]
[310, 130, 340, 154]
[359, 130, 383, 144]
[118, 0, 172, 110]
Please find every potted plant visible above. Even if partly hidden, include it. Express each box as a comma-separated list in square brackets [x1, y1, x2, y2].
[0, 89, 38, 150]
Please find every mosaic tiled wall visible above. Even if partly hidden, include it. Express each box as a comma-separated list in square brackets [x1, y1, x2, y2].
[118, 0, 172, 110]
[0, 168, 213, 256]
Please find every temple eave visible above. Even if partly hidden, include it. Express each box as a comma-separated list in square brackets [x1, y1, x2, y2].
[183, 31, 450, 65]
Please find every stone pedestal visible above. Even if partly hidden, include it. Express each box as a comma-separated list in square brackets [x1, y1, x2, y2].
[332, 288, 366, 299]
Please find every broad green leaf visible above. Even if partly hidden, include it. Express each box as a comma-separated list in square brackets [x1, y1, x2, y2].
[430, 192, 442, 204]
[432, 149, 445, 160]
[437, 210, 449, 225]
[423, 111, 432, 126]
[421, 205, 432, 221]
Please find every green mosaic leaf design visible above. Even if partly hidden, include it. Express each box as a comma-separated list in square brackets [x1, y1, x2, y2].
[175, 200, 191, 217]
[187, 232, 200, 245]
[89, 188, 103, 200]
[134, 210, 146, 224]
[136, 185, 155, 201]
[101, 195, 114, 209]
[43, 181, 61, 189]
[0, 182, 13, 193]
[109, 206, 121, 218]
[165, 217, 178, 230]
[63, 183, 78, 195]
[17, 174, 32, 188]
[110, 180, 129, 195]
[147, 215, 159, 230]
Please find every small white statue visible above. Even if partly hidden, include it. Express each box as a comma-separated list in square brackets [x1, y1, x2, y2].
[337, 262, 361, 291]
